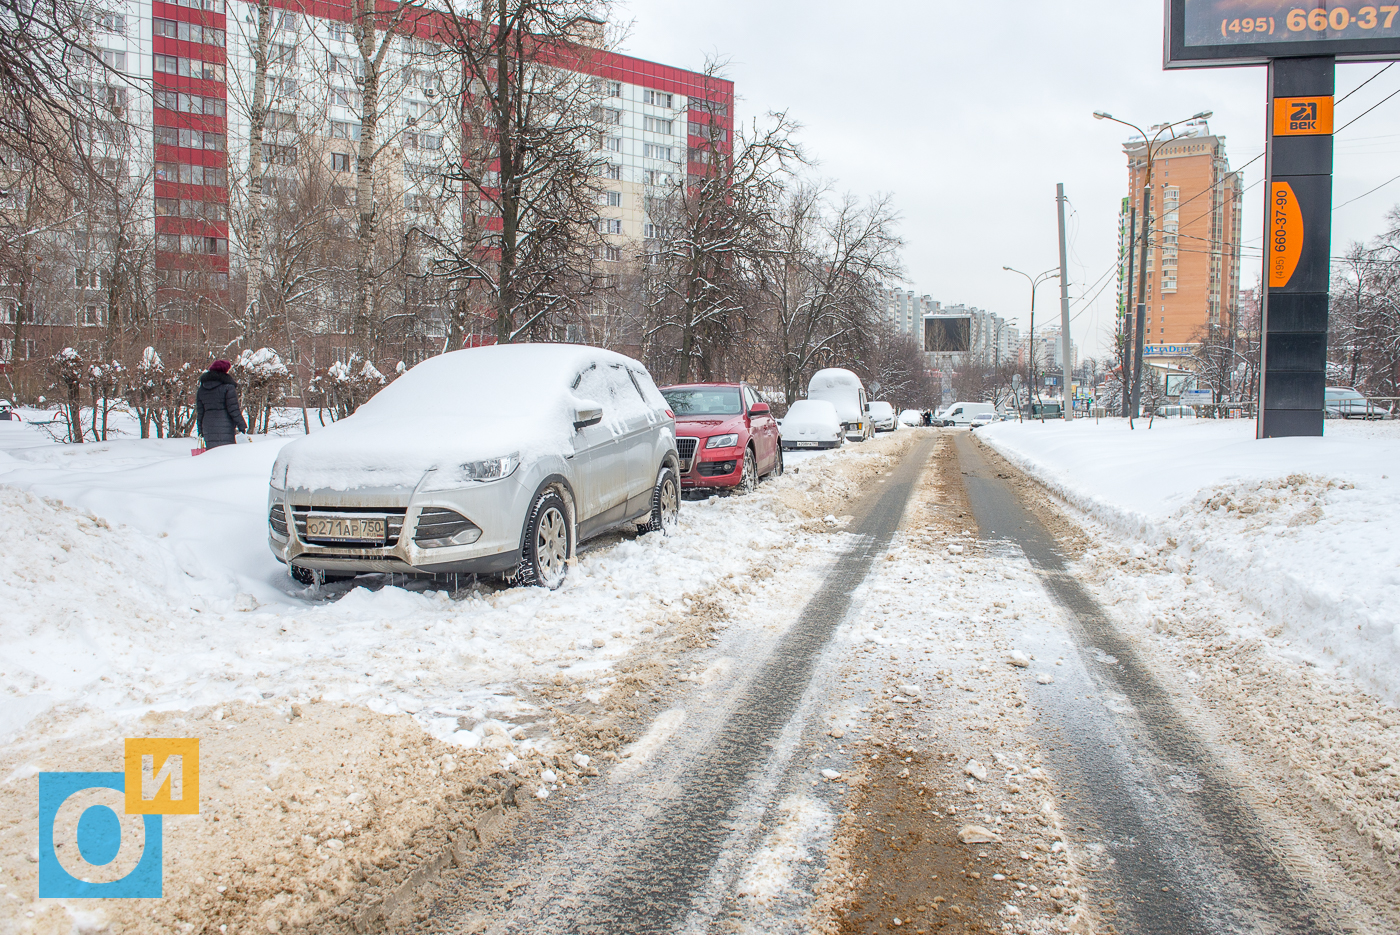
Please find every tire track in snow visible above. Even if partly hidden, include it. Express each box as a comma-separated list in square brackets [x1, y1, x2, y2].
[953, 432, 1333, 935]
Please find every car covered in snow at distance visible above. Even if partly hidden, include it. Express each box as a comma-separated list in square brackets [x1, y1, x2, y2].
[659, 382, 782, 493]
[808, 368, 872, 441]
[899, 408, 926, 426]
[267, 344, 679, 590]
[778, 399, 845, 450]
[868, 400, 898, 432]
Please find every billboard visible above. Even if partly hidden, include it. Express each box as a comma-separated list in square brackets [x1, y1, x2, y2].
[1166, 0, 1400, 66]
[924, 316, 970, 354]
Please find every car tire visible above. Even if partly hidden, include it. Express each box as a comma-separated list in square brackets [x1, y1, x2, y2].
[517, 490, 572, 589]
[768, 446, 784, 478]
[640, 466, 680, 534]
[735, 448, 758, 494]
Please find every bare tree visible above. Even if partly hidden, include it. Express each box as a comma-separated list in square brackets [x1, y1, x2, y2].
[1332, 207, 1400, 403]
[423, 0, 611, 347]
[757, 185, 902, 405]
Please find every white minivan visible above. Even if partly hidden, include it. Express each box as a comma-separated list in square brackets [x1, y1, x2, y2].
[807, 368, 872, 441]
[935, 401, 995, 428]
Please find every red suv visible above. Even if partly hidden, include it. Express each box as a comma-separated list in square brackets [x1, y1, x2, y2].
[659, 382, 783, 493]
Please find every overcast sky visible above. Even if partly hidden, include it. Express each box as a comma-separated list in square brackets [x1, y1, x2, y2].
[616, 0, 1400, 357]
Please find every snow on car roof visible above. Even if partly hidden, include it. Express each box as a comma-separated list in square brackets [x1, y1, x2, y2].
[279, 344, 649, 490]
[809, 368, 862, 388]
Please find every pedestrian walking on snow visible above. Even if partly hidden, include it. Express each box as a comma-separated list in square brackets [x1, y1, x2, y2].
[196, 360, 248, 449]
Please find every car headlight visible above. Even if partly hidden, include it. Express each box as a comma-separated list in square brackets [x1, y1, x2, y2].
[462, 453, 521, 481]
[269, 459, 288, 490]
[420, 453, 521, 491]
[705, 433, 739, 449]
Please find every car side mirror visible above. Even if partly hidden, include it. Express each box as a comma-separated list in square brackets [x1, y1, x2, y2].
[573, 404, 603, 431]
[749, 402, 770, 415]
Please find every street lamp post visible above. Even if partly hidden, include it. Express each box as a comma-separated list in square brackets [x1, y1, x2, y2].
[1093, 109, 1212, 424]
[1003, 265, 1059, 422]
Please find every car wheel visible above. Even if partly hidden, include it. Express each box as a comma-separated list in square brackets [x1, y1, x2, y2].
[290, 564, 321, 586]
[517, 491, 571, 589]
[735, 448, 758, 494]
[640, 465, 680, 534]
[769, 446, 784, 478]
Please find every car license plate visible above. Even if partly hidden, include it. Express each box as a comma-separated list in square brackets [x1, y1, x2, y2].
[679, 459, 693, 474]
[790, 441, 818, 447]
[305, 514, 386, 542]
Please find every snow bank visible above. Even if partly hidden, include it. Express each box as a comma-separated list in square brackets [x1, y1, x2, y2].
[977, 418, 1400, 699]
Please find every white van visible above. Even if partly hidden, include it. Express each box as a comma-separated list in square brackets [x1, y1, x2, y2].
[935, 401, 995, 428]
[807, 368, 871, 441]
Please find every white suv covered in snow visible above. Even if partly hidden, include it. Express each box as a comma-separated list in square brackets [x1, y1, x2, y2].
[267, 344, 679, 589]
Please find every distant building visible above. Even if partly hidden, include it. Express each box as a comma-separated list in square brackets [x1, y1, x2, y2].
[880, 288, 936, 337]
[1118, 122, 1244, 366]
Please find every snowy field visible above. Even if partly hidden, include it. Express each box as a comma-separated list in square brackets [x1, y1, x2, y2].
[977, 418, 1400, 701]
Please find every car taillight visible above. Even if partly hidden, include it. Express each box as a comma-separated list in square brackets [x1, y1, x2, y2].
[665, 409, 674, 419]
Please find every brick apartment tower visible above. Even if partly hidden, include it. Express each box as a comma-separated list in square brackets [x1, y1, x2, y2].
[1119, 125, 1244, 365]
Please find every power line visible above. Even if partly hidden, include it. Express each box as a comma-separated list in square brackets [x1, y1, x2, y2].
[1337, 62, 1395, 106]
[1335, 171, 1400, 209]
[1336, 85, 1400, 134]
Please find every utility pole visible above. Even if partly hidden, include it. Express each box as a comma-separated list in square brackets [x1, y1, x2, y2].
[1122, 205, 1136, 417]
[1056, 183, 1072, 419]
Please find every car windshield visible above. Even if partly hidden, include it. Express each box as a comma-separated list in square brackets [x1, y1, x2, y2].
[1326, 389, 1365, 401]
[663, 387, 743, 415]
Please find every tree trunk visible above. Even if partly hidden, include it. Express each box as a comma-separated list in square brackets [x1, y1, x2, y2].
[244, 0, 273, 348]
[352, 0, 381, 359]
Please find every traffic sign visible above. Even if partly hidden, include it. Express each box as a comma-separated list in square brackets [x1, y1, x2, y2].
[1182, 389, 1214, 405]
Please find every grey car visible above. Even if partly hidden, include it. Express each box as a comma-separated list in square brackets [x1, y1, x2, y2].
[267, 344, 679, 589]
[1325, 387, 1388, 420]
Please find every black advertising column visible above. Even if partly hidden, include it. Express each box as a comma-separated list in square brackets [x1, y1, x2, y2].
[1258, 56, 1334, 438]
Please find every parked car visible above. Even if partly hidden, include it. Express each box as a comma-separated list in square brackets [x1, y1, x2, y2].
[660, 382, 782, 493]
[898, 408, 924, 427]
[1155, 405, 1197, 418]
[268, 344, 679, 590]
[1023, 401, 1063, 419]
[1325, 386, 1388, 419]
[935, 401, 995, 427]
[778, 400, 845, 449]
[968, 412, 997, 430]
[808, 368, 872, 441]
[868, 400, 898, 432]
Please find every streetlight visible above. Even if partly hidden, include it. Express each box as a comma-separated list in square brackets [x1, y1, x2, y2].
[1003, 265, 1059, 422]
[1093, 109, 1211, 423]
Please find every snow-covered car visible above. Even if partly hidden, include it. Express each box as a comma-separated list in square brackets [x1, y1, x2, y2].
[868, 400, 898, 432]
[660, 382, 782, 493]
[1325, 387, 1387, 419]
[268, 344, 679, 590]
[778, 400, 845, 450]
[808, 368, 872, 441]
[899, 409, 925, 427]
[968, 412, 997, 430]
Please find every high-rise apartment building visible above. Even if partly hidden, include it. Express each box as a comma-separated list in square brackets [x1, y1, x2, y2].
[1117, 124, 1243, 364]
[0, 0, 732, 370]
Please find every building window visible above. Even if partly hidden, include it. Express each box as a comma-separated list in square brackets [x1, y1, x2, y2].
[643, 89, 673, 108]
[605, 163, 621, 180]
[328, 21, 348, 41]
[330, 121, 361, 141]
[596, 107, 622, 125]
[604, 190, 621, 207]
[643, 116, 673, 135]
[643, 143, 675, 161]
[605, 136, 622, 152]
[598, 218, 622, 235]
[80, 304, 104, 326]
[604, 244, 622, 261]
[331, 152, 351, 172]
[689, 98, 728, 116]
[607, 80, 621, 97]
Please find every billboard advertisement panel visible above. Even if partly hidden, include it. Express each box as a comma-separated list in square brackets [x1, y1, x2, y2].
[1167, 0, 1400, 66]
[924, 316, 971, 354]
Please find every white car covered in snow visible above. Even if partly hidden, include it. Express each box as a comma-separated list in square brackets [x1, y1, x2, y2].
[267, 344, 679, 589]
[868, 400, 898, 432]
[899, 409, 925, 426]
[778, 400, 845, 450]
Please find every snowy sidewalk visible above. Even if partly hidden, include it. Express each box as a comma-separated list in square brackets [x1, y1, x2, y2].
[976, 418, 1400, 701]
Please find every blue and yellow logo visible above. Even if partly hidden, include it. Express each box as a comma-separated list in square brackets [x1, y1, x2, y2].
[39, 738, 199, 898]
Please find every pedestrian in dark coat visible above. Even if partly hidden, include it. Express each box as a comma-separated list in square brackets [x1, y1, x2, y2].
[196, 359, 248, 448]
